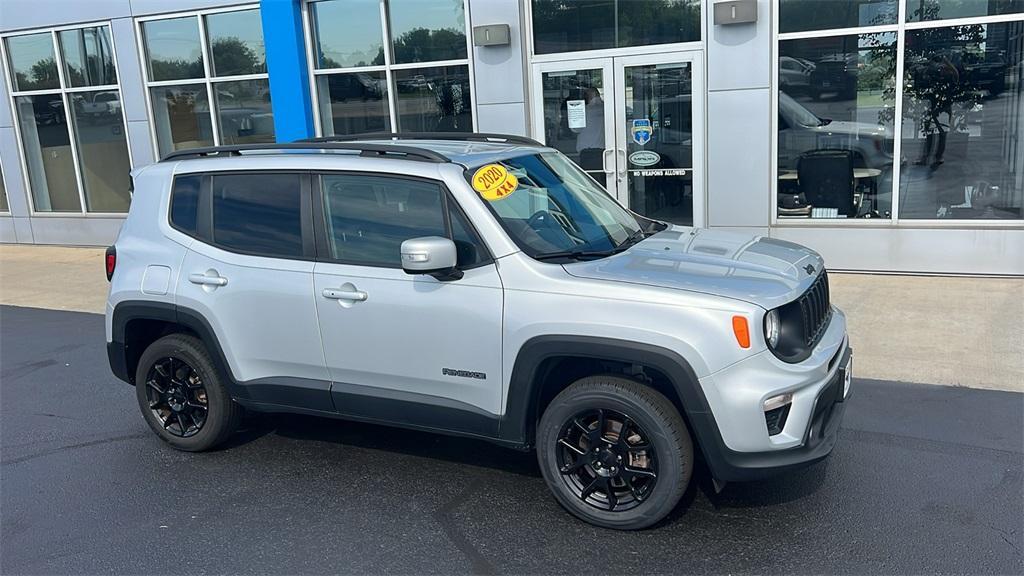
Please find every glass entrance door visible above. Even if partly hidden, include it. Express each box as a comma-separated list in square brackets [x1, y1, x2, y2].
[532, 52, 704, 226]
[533, 59, 616, 192]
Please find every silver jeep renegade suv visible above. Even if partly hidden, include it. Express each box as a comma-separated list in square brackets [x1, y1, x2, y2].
[106, 133, 852, 530]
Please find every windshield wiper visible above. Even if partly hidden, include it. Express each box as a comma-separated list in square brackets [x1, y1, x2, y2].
[533, 249, 617, 262]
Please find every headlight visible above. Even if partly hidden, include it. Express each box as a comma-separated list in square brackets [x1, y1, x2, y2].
[764, 309, 780, 348]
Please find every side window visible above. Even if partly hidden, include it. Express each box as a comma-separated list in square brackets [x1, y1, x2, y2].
[211, 173, 304, 257]
[449, 203, 489, 268]
[169, 175, 201, 235]
[321, 174, 446, 266]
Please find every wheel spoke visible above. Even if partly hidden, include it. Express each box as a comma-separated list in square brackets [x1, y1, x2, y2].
[176, 413, 189, 435]
[580, 477, 600, 501]
[596, 409, 606, 438]
[153, 362, 171, 380]
[604, 479, 618, 510]
[186, 401, 207, 411]
[624, 465, 657, 480]
[623, 476, 644, 502]
[146, 379, 166, 395]
[558, 438, 585, 456]
[572, 417, 589, 434]
[161, 413, 175, 430]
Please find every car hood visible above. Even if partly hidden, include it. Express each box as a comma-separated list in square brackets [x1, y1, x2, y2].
[562, 226, 824, 309]
[811, 119, 891, 139]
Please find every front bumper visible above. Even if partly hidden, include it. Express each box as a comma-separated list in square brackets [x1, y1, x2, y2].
[691, 345, 852, 481]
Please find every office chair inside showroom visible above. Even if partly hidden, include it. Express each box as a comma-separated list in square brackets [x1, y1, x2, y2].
[798, 149, 857, 217]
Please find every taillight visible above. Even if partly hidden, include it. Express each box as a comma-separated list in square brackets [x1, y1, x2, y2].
[105, 246, 116, 281]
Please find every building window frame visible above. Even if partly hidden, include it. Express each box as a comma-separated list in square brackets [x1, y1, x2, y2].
[771, 3, 1024, 228]
[135, 4, 271, 159]
[0, 21, 133, 217]
[302, 0, 477, 137]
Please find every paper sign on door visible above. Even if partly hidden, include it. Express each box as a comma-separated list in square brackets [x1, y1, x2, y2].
[566, 100, 586, 129]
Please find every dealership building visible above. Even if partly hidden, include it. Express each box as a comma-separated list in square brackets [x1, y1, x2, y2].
[0, 0, 1021, 274]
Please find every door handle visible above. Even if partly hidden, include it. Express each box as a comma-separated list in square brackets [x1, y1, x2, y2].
[322, 288, 368, 302]
[616, 149, 627, 178]
[188, 273, 228, 287]
[602, 149, 614, 175]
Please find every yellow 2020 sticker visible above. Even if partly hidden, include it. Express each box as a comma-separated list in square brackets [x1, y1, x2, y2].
[472, 164, 518, 201]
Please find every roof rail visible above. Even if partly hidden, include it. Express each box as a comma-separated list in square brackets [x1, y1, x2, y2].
[160, 142, 449, 163]
[300, 132, 543, 147]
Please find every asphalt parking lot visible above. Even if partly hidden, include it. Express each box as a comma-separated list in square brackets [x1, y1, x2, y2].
[1, 304, 1022, 575]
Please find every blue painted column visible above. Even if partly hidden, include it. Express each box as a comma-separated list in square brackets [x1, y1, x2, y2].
[260, 0, 315, 142]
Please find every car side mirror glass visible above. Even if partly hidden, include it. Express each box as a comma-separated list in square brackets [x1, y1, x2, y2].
[400, 236, 463, 281]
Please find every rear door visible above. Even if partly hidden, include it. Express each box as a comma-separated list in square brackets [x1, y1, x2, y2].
[312, 172, 504, 436]
[175, 171, 332, 411]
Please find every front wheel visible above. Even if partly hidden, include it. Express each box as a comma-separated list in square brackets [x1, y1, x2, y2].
[536, 375, 693, 530]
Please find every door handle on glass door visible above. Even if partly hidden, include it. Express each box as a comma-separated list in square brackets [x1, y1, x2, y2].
[617, 149, 627, 179]
[602, 149, 614, 174]
[188, 272, 228, 287]
[322, 288, 368, 302]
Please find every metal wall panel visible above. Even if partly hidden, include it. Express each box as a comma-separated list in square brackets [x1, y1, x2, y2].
[707, 88, 771, 227]
[0, 0, 130, 32]
[707, 0, 769, 91]
[772, 227, 1024, 275]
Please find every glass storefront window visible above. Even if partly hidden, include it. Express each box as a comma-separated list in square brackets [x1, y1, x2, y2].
[780, 0, 898, 33]
[206, 9, 267, 76]
[14, 94, 81, 212]
[310, 0, 384, 68]
[899, 22, 1024, 219]
[777, 0, 1024, 224]
[906, 0, 1024, 22]
[69, 90, 132, 212]
[388, 0, 467, 64]
[5, 25, 131, 214]
[150, 85, 214, 157]
[214, 79, 275, 145]
[316, 72, 391, 135]
[140, 8, 274, 156]
[58, 27, 117, 87]
[308, 0, 473, 135]
[394, 65, 472, 131]
[777, 33, 897, 219]
[6, 33, 60, 91]
[531, 0, 700, 55]
[141, 17, 204, 82]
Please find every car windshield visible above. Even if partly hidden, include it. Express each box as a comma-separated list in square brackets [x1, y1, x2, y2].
[465, 151, 646, 260]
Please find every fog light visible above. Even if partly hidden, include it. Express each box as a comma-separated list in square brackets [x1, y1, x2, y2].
[763, 392, 792, 412]
[763, 393, 793, 436]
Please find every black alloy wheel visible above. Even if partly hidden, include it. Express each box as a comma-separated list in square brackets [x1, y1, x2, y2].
[144, 357, 208, 437]
[536, 375, 693, 530]
[556, 408, 658, 512]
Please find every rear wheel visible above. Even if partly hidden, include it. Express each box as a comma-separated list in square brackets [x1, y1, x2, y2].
[537, 375, 693, 530]
[135, 334, 241, 452]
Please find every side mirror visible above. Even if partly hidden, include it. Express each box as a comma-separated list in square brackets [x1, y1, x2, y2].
[400, 236, 463, 281]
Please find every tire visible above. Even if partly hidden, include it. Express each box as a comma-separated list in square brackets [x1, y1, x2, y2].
[135, 334, 241, 452]
[536, 375, 693, 530]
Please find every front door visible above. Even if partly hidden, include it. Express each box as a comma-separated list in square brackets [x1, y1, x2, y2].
[311, 171, 504, 436]
[532, 52, 704, 226]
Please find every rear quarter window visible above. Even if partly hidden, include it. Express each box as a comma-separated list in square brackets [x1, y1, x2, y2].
[169, 175, 201, 235]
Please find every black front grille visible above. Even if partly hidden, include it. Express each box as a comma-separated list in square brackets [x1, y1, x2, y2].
[798, 271, 832, 349]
